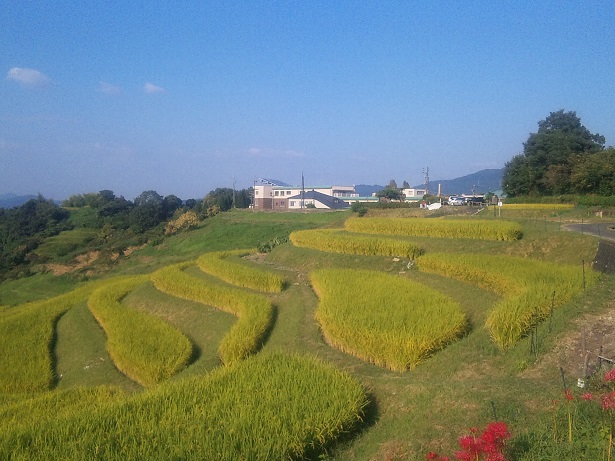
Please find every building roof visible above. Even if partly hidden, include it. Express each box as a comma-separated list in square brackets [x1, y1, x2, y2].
[258, 178, 292, 187]
[288, 190, 350, 209]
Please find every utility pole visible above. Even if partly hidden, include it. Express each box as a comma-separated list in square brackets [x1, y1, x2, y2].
[301, 171, 305, 210]
[232, 177, 236, 209]
[422, 167, 430, 194]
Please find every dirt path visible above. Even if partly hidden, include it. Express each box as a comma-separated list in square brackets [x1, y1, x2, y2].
[528, 224, 615, 381]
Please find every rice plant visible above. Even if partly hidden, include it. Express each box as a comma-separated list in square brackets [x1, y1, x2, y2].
[290, 228, 424, 259]
[88, 276, 193, 387]
[150, 262, 274, 365]
[345, 217, 523, 240]
[310, 268, 467, 370]
[197, 249, 286, 292]
[0, 352, 369, 461]
[0, 284, 98, 394]
[417, 253, 598, 348]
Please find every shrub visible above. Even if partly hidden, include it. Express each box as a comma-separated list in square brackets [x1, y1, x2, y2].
[164, 211, 200, 235]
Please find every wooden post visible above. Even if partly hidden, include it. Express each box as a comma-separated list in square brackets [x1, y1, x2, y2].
[599, 345, 604, 370]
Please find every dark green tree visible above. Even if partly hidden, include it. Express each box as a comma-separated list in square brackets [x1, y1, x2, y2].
[570, 148, 615, 195]
[376, 186, 404, 201]
[503, 110, 605, 197]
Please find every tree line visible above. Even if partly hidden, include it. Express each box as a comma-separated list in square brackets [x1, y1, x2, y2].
[0, 187, 253, 281]
[503, 110, 614, 197]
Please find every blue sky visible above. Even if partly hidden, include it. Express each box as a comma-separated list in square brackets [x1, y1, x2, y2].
[2, 1, 614, 201]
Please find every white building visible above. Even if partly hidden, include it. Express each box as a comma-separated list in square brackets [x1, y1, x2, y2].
[253, 179, 356, 211]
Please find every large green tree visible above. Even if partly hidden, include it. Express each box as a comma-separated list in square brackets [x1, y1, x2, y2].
[502, 110, 605, 196]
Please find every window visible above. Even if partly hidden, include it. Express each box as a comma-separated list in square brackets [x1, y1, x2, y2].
[275, 191, 279, 196]
[290, 201, 295, 206]
[286, 191, 291, 195]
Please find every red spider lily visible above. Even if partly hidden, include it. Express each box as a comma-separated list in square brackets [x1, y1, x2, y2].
[582, 393, 594, 401]
[481, 422, 511, 450]
[605, 369, 615, 383]
[601, 391, 615, 411]
[564, 389, 574, 401]
[456, 434, 484, 460]
[454, 422, 510, 461]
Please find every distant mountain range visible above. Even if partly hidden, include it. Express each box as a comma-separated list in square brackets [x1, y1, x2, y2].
[2, 168, 504, 208]
[355, 168, 503, 197]
[0, 193, 38, 209]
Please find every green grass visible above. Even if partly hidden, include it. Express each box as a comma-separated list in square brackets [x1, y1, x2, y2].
[34, 228, 99, 261]
[55, 302, 141, 392]
[0, 272, 84, 306]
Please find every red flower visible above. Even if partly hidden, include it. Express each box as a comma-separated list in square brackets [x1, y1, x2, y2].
[564, 389, 574, 401]
[582, 393, 594, 401]
[485, 453, 506, 461]
[604, 369, 615, 383]
[601, 391, 615, 410]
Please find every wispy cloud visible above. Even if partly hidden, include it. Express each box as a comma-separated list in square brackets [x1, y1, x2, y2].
[144, 82, 164, 94]
[6, 67, 50, 88]
[247, 147, 304, 158]
[96, 81, 121, 94]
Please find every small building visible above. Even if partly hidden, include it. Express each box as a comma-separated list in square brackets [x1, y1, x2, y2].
[253, 178, 356, 211]
[401, 188, 428, 201]
[287, 190, 350, 210]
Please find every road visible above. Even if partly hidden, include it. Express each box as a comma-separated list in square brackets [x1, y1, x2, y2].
[563, 221, 615, 242]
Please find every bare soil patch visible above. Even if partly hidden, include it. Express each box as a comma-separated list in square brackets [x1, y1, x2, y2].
[524, 240, 615, 382]
[46, 251, 100, 276]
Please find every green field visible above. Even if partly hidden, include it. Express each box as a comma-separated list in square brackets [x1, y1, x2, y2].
[0, 206, 613, 460]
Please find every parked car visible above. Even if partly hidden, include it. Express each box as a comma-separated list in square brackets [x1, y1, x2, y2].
[464, 196, 485, 206]
[448, 196, 465, 206]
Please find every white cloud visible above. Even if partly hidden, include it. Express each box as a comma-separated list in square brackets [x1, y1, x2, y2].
[96, 81, 121, 94]
[6, 67, 50, 88]
[144, 82, 164, 93]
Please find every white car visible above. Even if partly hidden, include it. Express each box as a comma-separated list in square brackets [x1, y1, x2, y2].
[448, 196, 465, 206]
